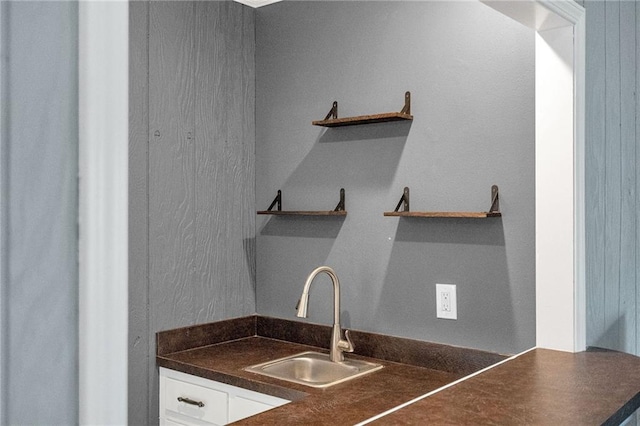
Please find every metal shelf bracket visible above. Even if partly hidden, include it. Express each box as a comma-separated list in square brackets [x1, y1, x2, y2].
[334, 188, 346, 212]
[323, 101, 338, 120]
[400, 91, 411, 115]
[266, 190, 282, 212]
[393, 187, 410, 212]
[489, 185, 500, 213]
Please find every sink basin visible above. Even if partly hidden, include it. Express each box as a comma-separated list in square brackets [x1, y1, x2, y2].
[245, 351, 383, 388]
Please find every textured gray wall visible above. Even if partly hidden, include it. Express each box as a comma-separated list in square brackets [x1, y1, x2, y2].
[585, 0, 640, 356]
[129, 2, 256, 423]
[0, 2, 78, 424]
[255, 1, 535, 355]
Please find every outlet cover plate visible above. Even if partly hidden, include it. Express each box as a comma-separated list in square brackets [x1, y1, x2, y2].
[436, 283, 457, 320]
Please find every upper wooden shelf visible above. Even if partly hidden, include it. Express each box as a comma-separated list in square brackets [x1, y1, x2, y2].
[257, 188, 347, 217]
[312, 92, 413, 127]
[383, 186, 502, 219]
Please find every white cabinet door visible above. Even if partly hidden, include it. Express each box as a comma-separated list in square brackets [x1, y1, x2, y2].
[228, 394, 277, 423]
[159, 367, 290, 426]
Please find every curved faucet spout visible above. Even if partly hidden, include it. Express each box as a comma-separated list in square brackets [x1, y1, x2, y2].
[296, 266, 354, 362]
[296, 266, 341, 325]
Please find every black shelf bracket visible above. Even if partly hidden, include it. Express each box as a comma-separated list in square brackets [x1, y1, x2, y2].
[334, 188, 346, 212]
[393, 187, 410, 212]
[489, 185, 500, 213]
[266, 190, 282, 212]
[323, 101, 338, 121]
[400, 91, 411, 115]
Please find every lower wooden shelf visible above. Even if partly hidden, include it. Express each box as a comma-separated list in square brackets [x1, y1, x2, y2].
[257, 210, 347, 216]
[384, 185, 501, 219]
[383, 211, 500, 218]
[258, 188, 347, 217]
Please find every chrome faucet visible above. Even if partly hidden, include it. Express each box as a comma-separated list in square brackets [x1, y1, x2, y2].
[296, 266, 354, 362]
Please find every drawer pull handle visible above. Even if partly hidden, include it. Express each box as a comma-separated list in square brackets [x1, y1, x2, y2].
[178, 396, 205, 408]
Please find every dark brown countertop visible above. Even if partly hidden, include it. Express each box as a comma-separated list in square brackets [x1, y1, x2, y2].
[157, 316, 640, 425]
[373, 348, 640, 426]
[158, 337, 462, 425]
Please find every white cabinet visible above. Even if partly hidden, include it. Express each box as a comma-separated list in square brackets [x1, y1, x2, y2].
[159, 367, 290, 425]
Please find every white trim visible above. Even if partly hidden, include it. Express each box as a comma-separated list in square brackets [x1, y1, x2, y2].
[535, 24, 577, 352]
[233, 0, 282, 8]
[78, 1, 129, 424]
[541, 0, 585, 25]
[482, 0, 574, 31]
[573, 12, 587, 354]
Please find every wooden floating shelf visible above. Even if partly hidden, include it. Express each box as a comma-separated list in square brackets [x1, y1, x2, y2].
[257, 188, 347, 217]
[257, 210, 347, 216]
[313, 112, 413, 127]
[384, 185, 501, 218]
[312, 92, 413, 127]
[383, 211, 501, 218]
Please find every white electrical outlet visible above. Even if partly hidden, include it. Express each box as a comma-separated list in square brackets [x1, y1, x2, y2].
[436, 284, 457, 320]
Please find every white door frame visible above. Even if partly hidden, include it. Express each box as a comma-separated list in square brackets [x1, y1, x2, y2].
[482, 0, 586, 352]
[75, 0, 585, 422]
[78, 1, 129, 424]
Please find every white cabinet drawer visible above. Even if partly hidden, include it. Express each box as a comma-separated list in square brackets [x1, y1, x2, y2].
[159, 367, 290, 426]
[163, 376, 228, 425]
[160, 417, 188, 426]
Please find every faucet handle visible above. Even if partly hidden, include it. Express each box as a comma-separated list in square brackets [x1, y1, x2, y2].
[338, 329, 355, 353]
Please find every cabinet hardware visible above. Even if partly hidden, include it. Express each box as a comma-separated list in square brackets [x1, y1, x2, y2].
[177, 396, 205, 408]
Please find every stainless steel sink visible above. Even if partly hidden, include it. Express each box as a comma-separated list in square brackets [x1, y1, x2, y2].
[245, 351, 383, 388]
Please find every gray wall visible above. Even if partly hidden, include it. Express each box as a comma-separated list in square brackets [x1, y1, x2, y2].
[255, 2, 535, 355]
[129, 1, 150, 423]
[0, 2, 78, 424]
[129, 2, 256, 424]
[585, 0, 640, 356]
